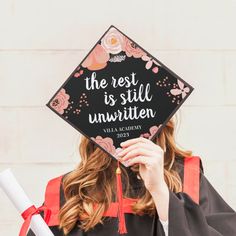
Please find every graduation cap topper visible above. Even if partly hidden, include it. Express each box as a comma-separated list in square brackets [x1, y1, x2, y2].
[46, 25, 194, 167]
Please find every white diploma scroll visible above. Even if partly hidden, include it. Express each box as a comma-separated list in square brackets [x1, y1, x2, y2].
[0, 168, 54, 236]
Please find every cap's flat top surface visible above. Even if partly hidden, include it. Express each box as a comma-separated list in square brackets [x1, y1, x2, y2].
[46, 25, 194, 166]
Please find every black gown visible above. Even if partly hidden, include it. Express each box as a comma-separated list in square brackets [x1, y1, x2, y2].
[27, 157, 236, 236]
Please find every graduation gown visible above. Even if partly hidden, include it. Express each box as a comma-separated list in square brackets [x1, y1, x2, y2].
[26, 156, 236, 236]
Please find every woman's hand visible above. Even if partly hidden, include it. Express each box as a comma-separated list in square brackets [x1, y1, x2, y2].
[117, 136, 166, 194]
[117, 136, 169, 221]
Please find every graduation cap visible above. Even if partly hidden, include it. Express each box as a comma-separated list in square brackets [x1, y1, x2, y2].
[46, 25, 194, 234]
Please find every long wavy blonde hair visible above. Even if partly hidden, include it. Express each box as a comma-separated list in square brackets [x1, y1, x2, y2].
[59, 114, 193, 235]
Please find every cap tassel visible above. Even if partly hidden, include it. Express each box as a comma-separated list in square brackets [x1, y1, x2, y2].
[116, 160, 128, 234]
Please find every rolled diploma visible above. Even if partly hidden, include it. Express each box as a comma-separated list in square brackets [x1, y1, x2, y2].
[0, 168, 54, 236]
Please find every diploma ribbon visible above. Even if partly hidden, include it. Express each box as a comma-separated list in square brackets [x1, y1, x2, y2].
[19, 205, 51, 236]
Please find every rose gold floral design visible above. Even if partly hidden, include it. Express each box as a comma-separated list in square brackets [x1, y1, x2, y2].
[101, 27, 125, 54]
[170, 79, 190, 99]
[157, 77, 186, 105]
[123, 37, 146, 58]
[80, 28, 164, 72]
[82, 44, 110, 71]
[148, 125, 162, 139]
[140, 124, 162, 140]
[74, 66, 84, 78]
[91, 135, 116, 155]
[141, 55, 160, 73]
[152, 67, 159, 73]
[50, 88, 70, 115]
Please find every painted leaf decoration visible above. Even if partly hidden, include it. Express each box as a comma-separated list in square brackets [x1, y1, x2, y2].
[184, 87, 190, 93]
[152, 67, 159, 73]
[177, 79, 185, 90]
[142, 55, 151, 61]
[74, 72, 80, 78]
[170, 89, 182, 96]
[146, 60, 153, 69]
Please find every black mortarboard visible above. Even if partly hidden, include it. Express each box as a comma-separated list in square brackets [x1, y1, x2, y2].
[46, 25, 194, 234]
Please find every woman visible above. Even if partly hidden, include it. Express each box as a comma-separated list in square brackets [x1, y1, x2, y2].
[27, 116, 236, 236]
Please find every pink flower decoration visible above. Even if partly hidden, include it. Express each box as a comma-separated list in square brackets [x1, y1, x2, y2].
[91, 135, 116, 155]
[82, 44, 110, 71]
[170, 79, 190, 99]
[148, 125, 162, 139]
[50, 88, 70, 115]
[141, 55, 159, 73]
[123, 37, 146, 58]
[139, 124, 162, 140]
[101, 27, 125, 54]
[74, 70, 84, 78]
[152, 67, 159, 73]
